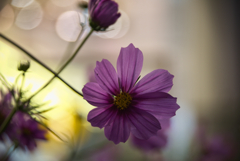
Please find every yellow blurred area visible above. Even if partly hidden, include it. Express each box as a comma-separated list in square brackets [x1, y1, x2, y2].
[0, 39, 96, 152]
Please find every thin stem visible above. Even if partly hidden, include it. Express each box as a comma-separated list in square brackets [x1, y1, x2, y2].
[58, 29, 94, 79]
[16, 72, 25, 105]
[0, 73, 25, 134]
[0, 34, 83, 97]
[0, 77, 10, 90]
[56, 25, 86, 70]
[2, 143, 18, 161]
[75, 140, 109, 160]
[26, 29, 94, 101]
[69, 122, 84, 160]
[0, 107, 17, 134]
[0, 73, 11, 89]
[20, 72, 25, 92]
[0, 73, 17, 102]
[14, 73, 23, 87]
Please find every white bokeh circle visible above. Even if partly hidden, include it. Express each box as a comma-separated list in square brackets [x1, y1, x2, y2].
[15, 1, 43, 30]
[56, 11, 83, 42]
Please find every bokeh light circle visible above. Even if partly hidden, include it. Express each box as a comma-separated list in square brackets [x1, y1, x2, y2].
[15, 1, 43, 30]
[56, 11, 83, 42]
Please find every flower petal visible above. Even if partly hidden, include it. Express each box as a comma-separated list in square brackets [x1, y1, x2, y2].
[117, 43, 143, 93]
[88, 105, 118, 128]
[34, 131, 47, 140]
[131, 129, 168, 151]
[82, 82, 113, 107]
[127, 107, 161, 140]
[104, 112, 131, 144]
[95, 59, 120, 95]
[133, 92, 180, 119]
[27, 141, 37, 151]
[130, 69, 174, 95]
[95, 1, 120, 28]
[89, 0, 98, 11]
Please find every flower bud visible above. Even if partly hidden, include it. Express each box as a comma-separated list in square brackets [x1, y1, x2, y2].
[18, 61, 30, 72]
[89, 0, 121, 31]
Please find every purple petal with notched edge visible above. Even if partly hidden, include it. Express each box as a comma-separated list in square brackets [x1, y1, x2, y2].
[133, 92, 180, 119]
[83, 82, 113, 107]
[95, 59, 120, 95]
[104, 112, 131, 144]
[88, 105, 118, 128]
[127, 107, 161, 140]
[117, 44, 143, 93]
[130, 69, 174, 96]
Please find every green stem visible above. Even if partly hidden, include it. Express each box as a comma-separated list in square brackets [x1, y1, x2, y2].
[0, 34, 83, 97]
[14, 73, 23, 88]
[0, 107, 17, 134]
[56, 24, 85, 70]
[0, 73, 25, 134]
[74, 140, 109, 160]
[2, 143, 18, 161]
[0, 73, 11, 89]
[26, 29, 94, 101]
[16, 72, 25, 104]
[20, 72, 25, 92]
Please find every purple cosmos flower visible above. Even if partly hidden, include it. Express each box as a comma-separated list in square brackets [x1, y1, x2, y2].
[82, 43, 180, 144]
[10, 112, 47, 151]
[89, 0, 121, 31]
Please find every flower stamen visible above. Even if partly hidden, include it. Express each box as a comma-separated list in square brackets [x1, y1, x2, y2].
[114, 92, 132, 110]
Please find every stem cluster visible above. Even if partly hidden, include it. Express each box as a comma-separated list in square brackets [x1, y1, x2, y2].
[0, 29, 94, 136]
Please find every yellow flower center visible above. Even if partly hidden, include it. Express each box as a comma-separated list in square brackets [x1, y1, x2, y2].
[114, 92, 132, 110]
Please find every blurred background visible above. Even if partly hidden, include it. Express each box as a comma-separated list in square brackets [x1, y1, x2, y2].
[0, 0, 239, 160]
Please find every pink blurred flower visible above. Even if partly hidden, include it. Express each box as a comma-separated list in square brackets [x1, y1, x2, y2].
[0, 91, 16, 140]
[130, 119, 170, 151]
[196, 124, 235, 161]
[199, 136, 234, 161]
[10, 112, 47, 151]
